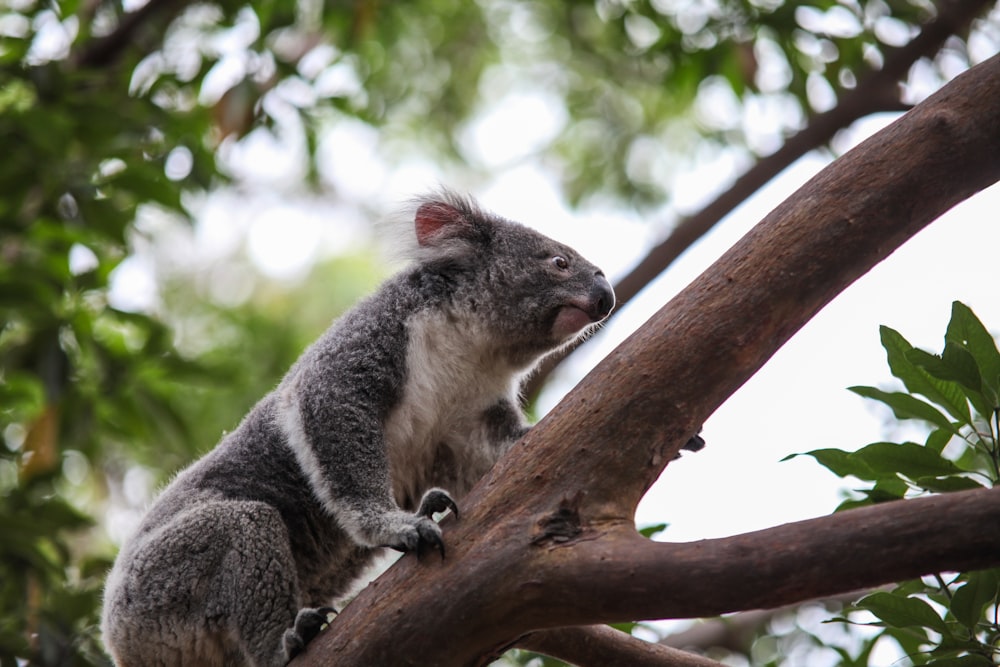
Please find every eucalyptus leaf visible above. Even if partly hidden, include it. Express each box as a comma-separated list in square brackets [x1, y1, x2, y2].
[950, 571, 999, 631]
[924, 655, 995, 667]
[848, 386, 958, 434]
[835, 497, 874, 512]
[782, 448, 876, 480]
[849, 442, 963, 481]
[861, 478, 908, 503]
[925, 428, 954, 454]
[908, 346, 983, 396]
[638, 523, 668, 539]
[880, 326, 973, 426]
[883, 625, 931, 660]
[855, 592, 949, 634]
[914, 476, 984, 493]
[946, 302, 1000, 407]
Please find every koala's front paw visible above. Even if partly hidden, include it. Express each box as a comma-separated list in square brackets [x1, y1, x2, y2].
[284, 606, 337, 659]
[374, 490, 458, 560]
[383, 514, 447, 559]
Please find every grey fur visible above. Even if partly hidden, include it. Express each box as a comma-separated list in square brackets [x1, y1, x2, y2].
[101, 190, 615, 666]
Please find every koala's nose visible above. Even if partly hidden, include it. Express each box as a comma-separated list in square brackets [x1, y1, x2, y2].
[591, 273, 615, 320]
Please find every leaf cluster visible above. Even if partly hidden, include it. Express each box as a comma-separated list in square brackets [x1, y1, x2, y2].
[530, 0, 936, 204]
[786, 301, 1000, 665]
[0, 3, 223, 663]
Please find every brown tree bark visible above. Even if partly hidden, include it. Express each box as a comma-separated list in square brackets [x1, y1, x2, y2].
[295, 50, 1000, 667]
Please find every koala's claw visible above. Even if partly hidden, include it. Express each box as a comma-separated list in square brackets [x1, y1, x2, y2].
[284, 606, 338, 659]
[415, 518, 446, 560]
[382, 515, 448, 560]
[379, 491, 456, 561]
[417, 487, 459, 520]
[683, 432, 706, 452]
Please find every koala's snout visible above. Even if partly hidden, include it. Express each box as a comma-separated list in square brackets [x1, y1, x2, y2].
[591, 273, 615, 321]
[551, 272, 615, 341]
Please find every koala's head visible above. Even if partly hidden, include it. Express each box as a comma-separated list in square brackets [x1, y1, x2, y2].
[404, 190, 614, 366]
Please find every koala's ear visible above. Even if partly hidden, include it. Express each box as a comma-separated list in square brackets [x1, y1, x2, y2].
[414, 201, 470, 247]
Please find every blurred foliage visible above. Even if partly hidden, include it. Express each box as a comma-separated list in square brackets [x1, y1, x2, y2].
[782, 301, 1000, 665]
[0, 0, 995, 663]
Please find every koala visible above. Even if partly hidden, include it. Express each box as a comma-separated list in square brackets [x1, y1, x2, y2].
[101, 190, 616, 667]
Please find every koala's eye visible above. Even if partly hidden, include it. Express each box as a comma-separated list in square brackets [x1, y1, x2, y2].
[551, 255, 569, 270]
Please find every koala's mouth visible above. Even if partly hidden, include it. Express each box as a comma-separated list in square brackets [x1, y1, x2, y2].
[550, 277, 615, 342]
[552, 304, 604, 340]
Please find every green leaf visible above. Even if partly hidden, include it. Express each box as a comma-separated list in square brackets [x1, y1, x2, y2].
[882, 628, 931, 662]
[881, 326, 972, 426]
[946, 301, 1000, 407]
[782, 449, 876, 480]
[924, 656, 994, 667]
[860, 477, 908, 503]
[849, 442, 963, 481]
[0, 372, 46, 418]
[953, 446, 995, 477]
[929, 631, 985, 656]
[925, 428, 954, 454]
[907, 346, 982, 393]
[607, 621, 641, 635]
[909, 345, 993, 419]
[638, 523, 668, 539]
[914, 476, 984, 493]
[848, 386, 957, 434]
[950, 570, 999, 630]
[835, 497, 874, 512]
[855, 591, 948, 634]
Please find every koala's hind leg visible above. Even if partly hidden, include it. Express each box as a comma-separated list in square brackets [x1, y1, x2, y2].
[214, 501, 334, 667]
[283, 607, 337, 660]
[103, 500, 307, 667]
[113, 500, 329, 666]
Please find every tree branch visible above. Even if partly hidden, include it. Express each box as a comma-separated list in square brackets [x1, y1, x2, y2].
[71, 0, 189, 69]
[523, 0, 994, 401]
[534, 488, 1000, 622]
[296, 53, 1000, 667]
[658, 590, 877, 655]
[516, 625, 726, 667]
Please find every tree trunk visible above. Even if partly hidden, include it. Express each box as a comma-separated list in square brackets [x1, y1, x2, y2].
[295, 53, 1000, 666]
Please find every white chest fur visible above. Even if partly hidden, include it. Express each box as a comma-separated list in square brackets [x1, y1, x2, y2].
[384, 310, 519, 507]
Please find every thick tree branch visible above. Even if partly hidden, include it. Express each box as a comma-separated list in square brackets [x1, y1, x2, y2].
[533, 488, 1000, 622]
[524, 0, 994, 401]
[296, 53, 1000, 667]
[517, 625, 726, 667]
